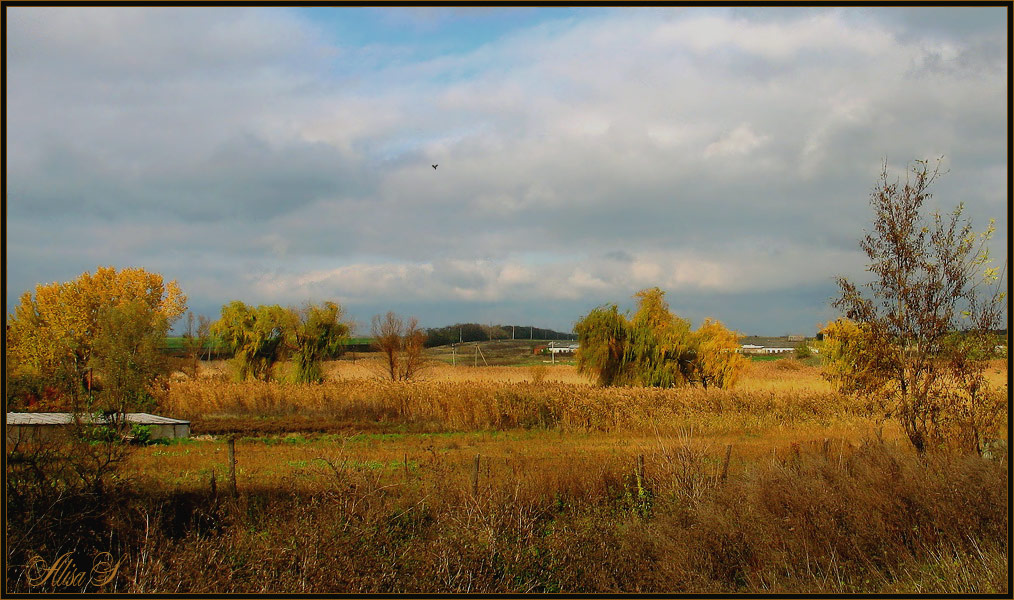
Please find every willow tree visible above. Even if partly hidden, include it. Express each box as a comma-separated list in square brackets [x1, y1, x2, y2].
[213, 301, 297, 382]
[575, 288, 746, 389]
[686, 318, 746, 389]
[626, 288, 695, 388]
[293, 302, 351, 383]
[832, 159, 1006, 454]
[574, 303, 632, 386]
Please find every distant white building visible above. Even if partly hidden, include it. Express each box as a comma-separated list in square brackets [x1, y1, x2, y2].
[546, 343, 579, 354]
[740, 345, 797, 355]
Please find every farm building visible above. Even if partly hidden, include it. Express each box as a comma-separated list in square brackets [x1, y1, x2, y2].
[6, 412, 190, 445]
[739, 345, 798, 355]
[762, 347, 795, 354]
[547, 343, 579, 354]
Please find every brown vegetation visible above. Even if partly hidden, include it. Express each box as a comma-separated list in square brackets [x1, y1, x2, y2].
[6, 357, 1007, 594]
[10, 432, 1007, 593]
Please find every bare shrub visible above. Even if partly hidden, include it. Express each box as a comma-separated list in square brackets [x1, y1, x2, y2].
[371, 312, 427, 381]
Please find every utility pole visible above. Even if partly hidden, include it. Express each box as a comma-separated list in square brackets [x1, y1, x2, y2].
[512, 325, 515, 340]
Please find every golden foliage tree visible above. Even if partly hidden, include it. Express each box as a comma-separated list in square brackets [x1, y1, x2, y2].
[6, 266, 186, 408]
[88, 301, 171, 414]
[819, 318, 893, 398]
[626, 288, 695, 388]
[687, 318, 746, 389]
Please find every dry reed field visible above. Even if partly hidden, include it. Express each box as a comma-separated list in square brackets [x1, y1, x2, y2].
[8, 356, 1008, 594]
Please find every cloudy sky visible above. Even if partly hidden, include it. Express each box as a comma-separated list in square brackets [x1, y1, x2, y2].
[6, 6, 1008, 336]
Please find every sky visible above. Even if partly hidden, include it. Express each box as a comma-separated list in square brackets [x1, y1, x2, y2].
[5, 6, 1008, 336]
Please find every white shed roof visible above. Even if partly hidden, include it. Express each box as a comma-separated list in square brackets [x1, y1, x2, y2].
[6, 412, 189, 426]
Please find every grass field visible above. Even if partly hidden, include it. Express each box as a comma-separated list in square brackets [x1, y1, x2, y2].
[7, 354, 1008, 594]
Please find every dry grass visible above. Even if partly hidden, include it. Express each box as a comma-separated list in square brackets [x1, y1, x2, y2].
[23, 433, 1004, 594]
[8, 356, 1007, 593]
[166, 356, 904, 438]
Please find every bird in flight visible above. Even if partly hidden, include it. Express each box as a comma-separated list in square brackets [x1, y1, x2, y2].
[432, 164, 438, 170]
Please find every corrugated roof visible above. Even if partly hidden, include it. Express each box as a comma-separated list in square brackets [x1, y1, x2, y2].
[6, 412, 189, 426]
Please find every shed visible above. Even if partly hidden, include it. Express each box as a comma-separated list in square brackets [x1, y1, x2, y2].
[6, 412, 190, 445]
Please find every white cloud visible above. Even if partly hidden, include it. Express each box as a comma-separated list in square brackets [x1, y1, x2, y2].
[6, 7, 1007, 333]
[704, 124, 767, 158]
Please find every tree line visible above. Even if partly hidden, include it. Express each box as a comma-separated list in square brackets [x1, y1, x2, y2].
[423, 323, 576, 347]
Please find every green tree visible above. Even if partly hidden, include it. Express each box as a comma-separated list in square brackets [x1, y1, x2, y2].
[832, 159, 1007, 454]
[293, 301, 351, 383]
[576, 288, 746, 389]
[87, 300, 171, 415]
[574, 303, 632, 386]
[212, 301, 296, 382]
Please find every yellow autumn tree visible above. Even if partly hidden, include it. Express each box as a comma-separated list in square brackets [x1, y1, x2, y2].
[687, 318, 747, 389]
[626, 288, 695, 388]
[6, 266, 187, 407]
[576, 288, 745, 389]
[819, 318, 892, 398]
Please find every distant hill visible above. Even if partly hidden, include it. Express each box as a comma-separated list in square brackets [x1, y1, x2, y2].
[426, 339, 577, 366]
[424, 323, 577, 347]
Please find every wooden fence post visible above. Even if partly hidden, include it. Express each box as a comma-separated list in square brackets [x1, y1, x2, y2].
[636, 454, 645, 489]
[720, 444, 733, 482]
[227, 435, 237, 497]
[472, 454, 480, 496]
